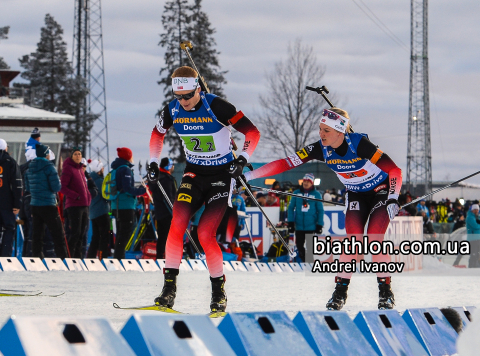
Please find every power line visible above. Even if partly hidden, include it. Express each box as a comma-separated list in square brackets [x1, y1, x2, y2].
[351, 0, 409, 53]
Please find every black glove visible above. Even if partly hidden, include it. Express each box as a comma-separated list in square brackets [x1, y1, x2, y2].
[288, 222, 295, 234]
[315, 225, 323, 234]
[235, 174, 248, 190]
[386, 198, 400, 220]
[229, 156, 248, 179]
[147, 162, 159, 182]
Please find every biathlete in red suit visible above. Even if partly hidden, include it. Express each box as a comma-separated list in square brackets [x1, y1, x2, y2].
[242, 107, 402, 310]
[147, 66, 260, 313]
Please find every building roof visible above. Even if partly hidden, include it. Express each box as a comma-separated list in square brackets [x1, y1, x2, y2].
[0, 103, 75, 121]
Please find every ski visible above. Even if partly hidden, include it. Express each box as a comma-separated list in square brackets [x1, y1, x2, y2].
[0, 292, 42, 297]
[112, 303, 227, 318]
[40, 292, 65, 298]
[113, 303, 183, 314]
[0, 289, 39, 293]
[0, 291, 65, 297]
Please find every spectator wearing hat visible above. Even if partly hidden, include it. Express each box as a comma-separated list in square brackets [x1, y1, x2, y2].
[111, 147, 146, 259]
[60, 147, 91, 258]
[24, 144, 68, 259]
[416, 199, 429, 218]
[266, 192, 280, 207]
[86, 159, 110, 259]
[25, 128, 41, 153]
[147, 157, 176, 259]
[287, 173, 324, 262]
[255, 191, 267, 207]
[0, 139, 22, 256]
[20, 144, 58, 256]
[466, 204, 480, 268]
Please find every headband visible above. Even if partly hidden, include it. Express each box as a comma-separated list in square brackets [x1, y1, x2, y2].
[320, 109, 349, 134]
[172, 77, 198, 92]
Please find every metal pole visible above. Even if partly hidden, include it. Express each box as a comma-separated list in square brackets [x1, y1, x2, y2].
[402, 170, 480, 208]
[249, 185, 344, 206]
[238, 177, 295, 257]
[153, 179, 204, 257]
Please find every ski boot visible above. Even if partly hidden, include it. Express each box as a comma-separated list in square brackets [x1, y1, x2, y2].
[154, 268, 179, 308]
[210, 275, 227, 313]
[326, 277, 350, 310]
[378, 277, 395, 310]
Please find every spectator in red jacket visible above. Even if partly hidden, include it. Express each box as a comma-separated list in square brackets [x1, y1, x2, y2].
[60, 147, 91, 258]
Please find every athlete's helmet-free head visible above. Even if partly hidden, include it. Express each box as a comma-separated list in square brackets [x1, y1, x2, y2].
[319, 107, 352, 148]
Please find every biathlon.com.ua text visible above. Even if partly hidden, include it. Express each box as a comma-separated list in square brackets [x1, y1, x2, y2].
[310, 235, 470, 273]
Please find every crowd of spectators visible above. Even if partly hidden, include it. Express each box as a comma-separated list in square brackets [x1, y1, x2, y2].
[0, 128, 146, 260]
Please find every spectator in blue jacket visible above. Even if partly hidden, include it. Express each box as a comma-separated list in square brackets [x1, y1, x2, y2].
[110, 147, 146, 259]
[86, 159, 110, 259]
[287, 173, 324, 262]
[466, 204, 480, 268]
[24, 144, 67, 259]
[416, 200, 429, 217]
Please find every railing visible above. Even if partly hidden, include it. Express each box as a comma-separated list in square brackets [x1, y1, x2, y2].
[0, 87, 44, 108]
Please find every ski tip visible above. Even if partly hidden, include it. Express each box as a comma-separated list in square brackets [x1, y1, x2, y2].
[113, 303, 120, 309]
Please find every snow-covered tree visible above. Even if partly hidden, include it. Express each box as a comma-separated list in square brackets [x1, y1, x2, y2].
[0, 26, 10, 69]
[19, 14, 94, 150]
[185, 0, 227, 97]
[157, 0, 227, 162]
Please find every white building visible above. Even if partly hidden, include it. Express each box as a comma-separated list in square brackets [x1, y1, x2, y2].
[0, 69, 75, 167]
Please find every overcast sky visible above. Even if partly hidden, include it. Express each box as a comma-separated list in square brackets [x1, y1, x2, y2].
[2, 0, 480, 185]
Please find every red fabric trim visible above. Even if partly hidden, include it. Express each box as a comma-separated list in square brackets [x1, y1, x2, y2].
[228, 111, 244, 125]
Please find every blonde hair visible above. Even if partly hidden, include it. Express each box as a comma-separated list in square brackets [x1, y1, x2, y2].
[171, 66, 198, 78]
[328, 107, 352, 133]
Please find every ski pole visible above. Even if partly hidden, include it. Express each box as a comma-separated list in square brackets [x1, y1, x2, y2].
[249, 185, 345, 206]
[153, 177, 204, 258]
[141, 179, 159, 241]
[180, 41, 210, 94]
[305, 85, 356, 133]
[238, 176, 295, 257]
[179, 40, 254, 160]
[402, 170, 480, 208]
[306, 85, 334, 108]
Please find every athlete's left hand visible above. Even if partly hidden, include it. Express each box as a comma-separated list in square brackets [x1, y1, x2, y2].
[386, 199, 400, 220]
[315, 225, 323, 234]
[229, 156, 248, 178]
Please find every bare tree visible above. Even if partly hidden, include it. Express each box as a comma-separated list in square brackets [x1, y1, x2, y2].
[258, 39, 333, 156]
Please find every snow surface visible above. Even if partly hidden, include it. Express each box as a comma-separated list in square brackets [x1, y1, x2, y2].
[0, 257, 479, 331]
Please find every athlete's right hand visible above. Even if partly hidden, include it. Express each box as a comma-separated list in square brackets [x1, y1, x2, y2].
[229, 156, 248, 178]
[147, 162, 159, 182]
[235, 174, 250, 190]
[386, 199, 400, 220]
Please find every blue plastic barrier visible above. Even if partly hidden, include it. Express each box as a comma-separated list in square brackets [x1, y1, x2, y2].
[354, 310, 428, 355]
[402, 308, 458, 356]
[293, 311, 377, 356]
[121, 314, 235, 356]
[218, 311, 316, 356]
[451, 306, 476, 329]
[0, 316, 135, 356]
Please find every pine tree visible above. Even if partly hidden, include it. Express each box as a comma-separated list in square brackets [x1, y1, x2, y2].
[18, 14, 93, 150]
[157, 0, 227, 162]
[0, 26, 10, 69]
[185, 0, 227, 97]
[157, 0, 192, 162]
